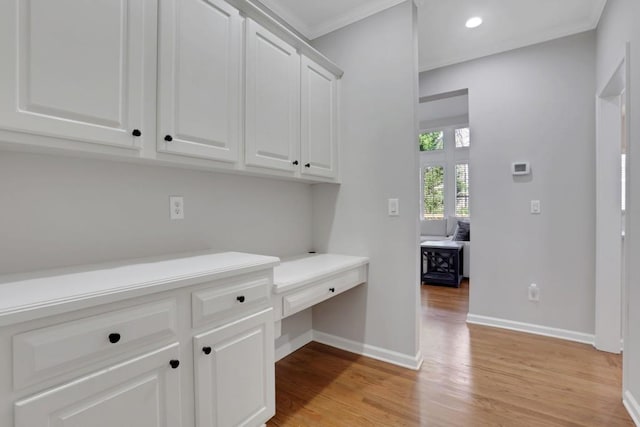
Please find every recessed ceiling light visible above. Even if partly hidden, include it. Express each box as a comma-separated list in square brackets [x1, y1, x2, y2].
[465, 17, 483, 29]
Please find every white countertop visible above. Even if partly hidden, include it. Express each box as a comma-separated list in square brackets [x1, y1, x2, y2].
[0, 252, 280, 327]
[273, 253, 369, 294]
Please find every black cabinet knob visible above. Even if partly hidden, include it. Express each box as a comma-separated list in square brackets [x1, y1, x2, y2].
[169, 360, 180, 369]
[108, 333, 121, 344]
[132, 129, 142, 137]
[304, 163, 311, 168]
[164, 135, 173, 142]
[329, 287, 336, 293]
[236, 296, 245, 303]
[292, 160, 299, 165]
[202, 346, 212, 355]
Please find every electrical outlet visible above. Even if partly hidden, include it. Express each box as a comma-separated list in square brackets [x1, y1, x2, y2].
[169, 196, 184, 220]
[528, 283, 540, 302]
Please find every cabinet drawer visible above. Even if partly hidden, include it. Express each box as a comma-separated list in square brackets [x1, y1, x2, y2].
[282, 267, 365, 318]
[13, 299, 178, 390]
[192, 275, 270, 327]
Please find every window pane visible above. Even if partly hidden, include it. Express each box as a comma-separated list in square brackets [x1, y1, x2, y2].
[456, 164, 470, 217]
[419, 131, 444, 151]
[455, 127, 470, 148]
[424, 166, 445, 219]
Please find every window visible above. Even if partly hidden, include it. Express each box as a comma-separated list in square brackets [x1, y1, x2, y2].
[424, 166, 445, 219]
[455, 127, 470, 148]
[456, 164, 469, 217]
[419, 131, 443, 151]
[420, 126, 470, 220]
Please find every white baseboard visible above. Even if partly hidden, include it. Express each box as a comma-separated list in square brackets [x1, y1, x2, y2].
[312, 330, 423, 370]
[466, 314, 595, 345]
[275, 330, 314, 362]
[624, 390, 640, 426]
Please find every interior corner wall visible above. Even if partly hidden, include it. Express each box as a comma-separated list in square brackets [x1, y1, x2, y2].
[596, 0, 640, 418]
[420, 31, 597, 334]
[309, 1, 421, 359]
[0, 151, 312, 275]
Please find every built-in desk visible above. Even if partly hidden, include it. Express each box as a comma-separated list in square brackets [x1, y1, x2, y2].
[271, 254, 369, 338]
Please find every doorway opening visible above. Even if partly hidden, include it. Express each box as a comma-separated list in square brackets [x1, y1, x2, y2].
[417, 88, 471, 308]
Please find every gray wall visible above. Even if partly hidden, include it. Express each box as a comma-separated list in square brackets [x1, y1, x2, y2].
[420, 32, 597, 334]
[0, 151, 312, 274]
[310, 1, 421, 359]
[596, 0, 640, 408]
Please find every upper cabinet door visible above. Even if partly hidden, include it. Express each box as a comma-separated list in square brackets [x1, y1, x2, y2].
[157, 0, 242, 162]
[300, 56, 339, 180]
[245, 19, 300, 173]
[0, 0, 156, 149]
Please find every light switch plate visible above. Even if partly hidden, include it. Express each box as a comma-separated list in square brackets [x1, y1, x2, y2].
[530, 200, 541, 214]
[388, 198, 399, 216]
[170, 196, 184, 220]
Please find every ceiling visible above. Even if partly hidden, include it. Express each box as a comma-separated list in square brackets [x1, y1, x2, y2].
[257, 0, 607, 72]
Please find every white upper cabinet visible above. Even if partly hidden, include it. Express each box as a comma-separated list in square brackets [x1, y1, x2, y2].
[300, 56, 339, 180]
[0, 0, 156, 149]
[0, 0, 342, 182]
[157, 0, 242, 162]
[245, 19, 301, 173]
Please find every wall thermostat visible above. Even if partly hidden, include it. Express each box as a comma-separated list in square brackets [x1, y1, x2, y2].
[512, 162, 530, 176]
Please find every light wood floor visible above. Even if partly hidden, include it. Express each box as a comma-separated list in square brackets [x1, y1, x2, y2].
[268, 281, 633, 426]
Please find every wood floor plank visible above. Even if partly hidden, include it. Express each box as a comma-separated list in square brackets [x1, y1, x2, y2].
[268, 281, 633, 426]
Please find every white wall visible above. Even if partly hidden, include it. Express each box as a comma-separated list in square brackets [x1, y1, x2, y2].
[420, 32, 597, 334]
[596, 0, 640, 420]
[310, 1, 421, 362]
[418, 94, 469, 130]
[0, 151, 312, 275]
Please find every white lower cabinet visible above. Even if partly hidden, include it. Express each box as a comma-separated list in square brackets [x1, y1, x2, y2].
[1, 255, 278, 427]
[15, 343, 182, 427]
[194, 308, 275, 427]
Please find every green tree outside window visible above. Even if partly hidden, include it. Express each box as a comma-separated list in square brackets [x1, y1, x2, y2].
[419, 131, 444, 151]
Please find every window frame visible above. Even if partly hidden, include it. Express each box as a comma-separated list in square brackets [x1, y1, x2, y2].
[419, 124, 470, 221]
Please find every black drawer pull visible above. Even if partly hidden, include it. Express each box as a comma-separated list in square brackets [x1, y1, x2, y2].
[108, 333, 121, 344]
[169, 360, 180, 369]
[132, 129, 142, 137]
[236, 296, 246, 303]
[304, 163, 311, 168]
[164, 135, 173, 142]
[202, 346, 212, 355]
[329, 287, 336, 293]
[293, 160, 299, 165]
